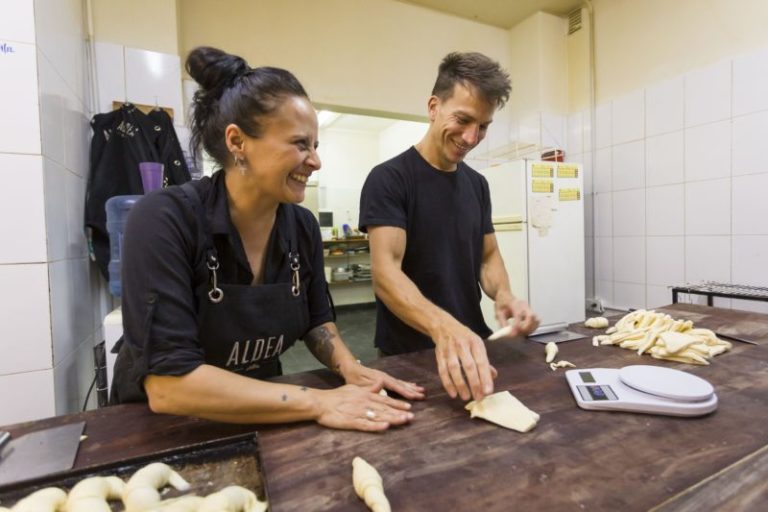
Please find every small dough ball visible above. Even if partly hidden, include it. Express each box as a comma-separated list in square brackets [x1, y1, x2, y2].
[585, 317, 609, 329]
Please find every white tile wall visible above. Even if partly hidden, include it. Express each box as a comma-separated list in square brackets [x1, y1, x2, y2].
[0, 41, 41, 154]
[732, 174, 768, 235]
[0, 154, 47, 264]
[612, 189, 645, 237]
[685, 236, 731, 283]
[595, 236, 613, 281]
[0, 370, 55, 425]
[540, 111, 565, 149]
[0, 263, 53, 375]
[594, 192, 612, 237]
[613, 236, 645, 284]
[646, 184, 684, 236]
[589, 45, 768, 314]
[646, 284, 672, 309]
[124, 47, 185, 125]
[567, 112, 583, 155]
[49, 258, 95, 366]
[95, 41, 126, 113]
[684, 121, 731, 182]
[613, 282, 646, 310]
[732, 236, 768, 287]
[646, 236, 685, 286]
[580, 151, 593, 195]
[646, 131, 684, 186]
[583, 192, 593, 238]
[594, 147, 612, 193]
[611, 90, 644, 144]
[645, 76, 684, 137]
[34, 0, 85, 105]
[53, 335, 97, 415]
[685, 60, 731, 128]
[685, 179, 731, 236]
[0, 0, 36, 43]
[595, 102, 611, 149]
[595, 279, 613, 304]
[732, 47, 768, 117]
[612, 141, 644, 191]
[732, 111, 768, 176]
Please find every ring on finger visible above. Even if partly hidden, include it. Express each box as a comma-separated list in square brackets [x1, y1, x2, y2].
[365, 408, 376, 420]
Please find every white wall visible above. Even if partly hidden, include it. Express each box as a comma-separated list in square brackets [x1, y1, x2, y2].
[0, 0, 104, 425]
[568, 47, 768, 314]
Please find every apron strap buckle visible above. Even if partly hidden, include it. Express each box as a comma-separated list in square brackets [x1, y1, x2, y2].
[289, 251, 300, 297]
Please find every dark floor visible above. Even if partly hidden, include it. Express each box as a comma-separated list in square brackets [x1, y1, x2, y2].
[282, 304, 379, 374]
[282, 304, 623, 375]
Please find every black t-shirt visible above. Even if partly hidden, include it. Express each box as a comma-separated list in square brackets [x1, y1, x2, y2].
[359, 146, 494, 354]
[116, 170, 333, 385]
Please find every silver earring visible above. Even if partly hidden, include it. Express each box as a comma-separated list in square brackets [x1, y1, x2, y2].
[233, 154, 247, 175]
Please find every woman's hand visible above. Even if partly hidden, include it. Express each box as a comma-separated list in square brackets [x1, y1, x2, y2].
[340, 361, 425, 400]
[314, 383, 414, 432]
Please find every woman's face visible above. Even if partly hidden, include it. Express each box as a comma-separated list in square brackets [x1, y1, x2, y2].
[241, 95, 321, 204]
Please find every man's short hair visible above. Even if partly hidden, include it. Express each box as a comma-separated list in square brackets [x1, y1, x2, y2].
[431, 52, 511, 109]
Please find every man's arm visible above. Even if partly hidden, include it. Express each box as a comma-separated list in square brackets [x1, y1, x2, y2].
[368, 225, 493, 401]
[479, 233, 539, 335]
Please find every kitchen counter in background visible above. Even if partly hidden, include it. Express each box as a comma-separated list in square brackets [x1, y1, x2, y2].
[1, 304, 767, 511]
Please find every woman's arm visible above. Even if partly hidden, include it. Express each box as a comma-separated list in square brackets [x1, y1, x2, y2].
[144, 366, 414, 431]
[304, 322, 425, 400]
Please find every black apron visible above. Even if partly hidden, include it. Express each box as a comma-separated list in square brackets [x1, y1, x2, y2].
[181, 182, 309, 379]
[110, 183, 309, 403]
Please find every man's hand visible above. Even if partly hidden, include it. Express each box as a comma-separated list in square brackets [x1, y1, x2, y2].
[431, 319, 495, 401]
[494, 291, 539, 337]
[340, 361, 426, 400]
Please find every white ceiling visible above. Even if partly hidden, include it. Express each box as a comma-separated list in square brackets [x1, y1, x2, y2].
[323, 1, 586, 133]
[396, 0, 583, 29]
[321, 112, 399, 133]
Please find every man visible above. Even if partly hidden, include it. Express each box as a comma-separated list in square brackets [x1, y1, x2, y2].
[359, 52, 539, 402]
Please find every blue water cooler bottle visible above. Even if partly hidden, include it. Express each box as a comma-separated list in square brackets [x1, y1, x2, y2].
[105, 162, 164, 296]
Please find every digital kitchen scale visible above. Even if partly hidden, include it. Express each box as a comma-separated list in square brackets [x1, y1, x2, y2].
[565, 365, 718, 417]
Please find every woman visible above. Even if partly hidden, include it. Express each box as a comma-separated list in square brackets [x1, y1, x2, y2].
[112, 47, 424, 432]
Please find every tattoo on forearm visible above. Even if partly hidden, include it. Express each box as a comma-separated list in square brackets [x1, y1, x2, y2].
[304, 325, 336, 369]
[300, 386, 307, 391]
[282, 394, 287, 402]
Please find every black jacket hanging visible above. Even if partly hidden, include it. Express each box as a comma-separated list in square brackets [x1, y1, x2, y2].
[85, 104, 191, 279]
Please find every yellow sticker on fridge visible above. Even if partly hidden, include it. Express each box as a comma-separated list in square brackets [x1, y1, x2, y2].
[532, 179, 554, 193]
[531, 163, 554, 178]
[559, 188, 581, 201]
[557, 165, 579, 178]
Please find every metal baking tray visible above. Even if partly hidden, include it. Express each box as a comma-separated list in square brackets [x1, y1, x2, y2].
[0, 433, 268, 510]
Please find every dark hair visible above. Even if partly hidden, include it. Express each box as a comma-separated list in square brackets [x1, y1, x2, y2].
[431, 52, 511, 109]
[185, 46, 309, 167]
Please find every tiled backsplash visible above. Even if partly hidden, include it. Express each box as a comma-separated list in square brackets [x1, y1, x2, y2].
[574, 46, 768, 313]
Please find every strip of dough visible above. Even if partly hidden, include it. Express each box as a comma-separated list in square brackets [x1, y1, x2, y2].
[465, 391, 539, 433]
[544, 342, 558, 363]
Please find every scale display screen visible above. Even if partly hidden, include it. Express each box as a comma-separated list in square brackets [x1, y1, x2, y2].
[577, 384, 618, 402]
[579, 371, 596, 383]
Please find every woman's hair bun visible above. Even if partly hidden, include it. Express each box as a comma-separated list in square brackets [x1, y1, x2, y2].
[185, 46, 249, 91]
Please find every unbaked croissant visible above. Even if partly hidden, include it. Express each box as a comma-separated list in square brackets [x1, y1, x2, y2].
[122, 462, 191, 512]
[352, 457, 390, 512]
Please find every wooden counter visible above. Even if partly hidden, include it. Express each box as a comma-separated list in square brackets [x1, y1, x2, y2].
[2, 304, 768, 510]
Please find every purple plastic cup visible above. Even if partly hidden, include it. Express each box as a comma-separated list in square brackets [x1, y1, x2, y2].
[139, 162, 164, 193]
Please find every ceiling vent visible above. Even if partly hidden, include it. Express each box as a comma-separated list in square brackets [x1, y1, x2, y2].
[568, 8, 582, 35]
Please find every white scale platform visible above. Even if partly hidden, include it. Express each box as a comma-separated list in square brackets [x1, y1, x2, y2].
[565, 365, 718, 417]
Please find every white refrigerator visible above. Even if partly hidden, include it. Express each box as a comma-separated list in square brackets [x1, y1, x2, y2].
[478, 160, 585, 333]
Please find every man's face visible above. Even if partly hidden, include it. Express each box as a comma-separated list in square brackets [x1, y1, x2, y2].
[427, 82, 495, 170]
